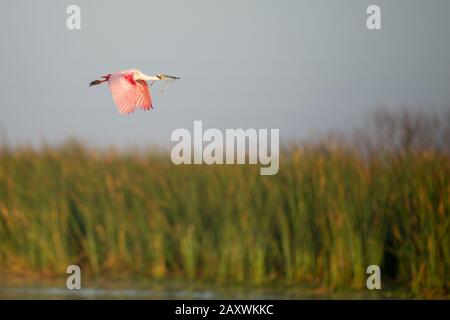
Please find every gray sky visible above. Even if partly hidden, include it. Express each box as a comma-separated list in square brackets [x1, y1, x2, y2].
[1, 0, 450, 148]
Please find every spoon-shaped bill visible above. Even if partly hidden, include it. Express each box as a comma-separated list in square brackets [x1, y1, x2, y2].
[160, 74, 180, 80]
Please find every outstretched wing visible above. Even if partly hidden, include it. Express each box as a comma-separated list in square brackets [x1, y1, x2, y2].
[108, 72, 152, 114]
[136, 80, 152, 110]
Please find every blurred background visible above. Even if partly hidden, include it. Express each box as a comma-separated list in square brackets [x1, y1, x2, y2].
[0, 0, 449, 299]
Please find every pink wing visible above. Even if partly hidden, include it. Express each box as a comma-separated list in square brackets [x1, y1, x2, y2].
[108, 72, 152, 114]
[136, 80, 152, 111]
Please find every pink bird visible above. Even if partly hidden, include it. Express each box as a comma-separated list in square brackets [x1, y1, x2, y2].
[89, 69, 179, 114]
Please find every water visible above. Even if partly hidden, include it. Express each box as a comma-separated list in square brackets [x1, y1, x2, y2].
[0, 276, 405, 300]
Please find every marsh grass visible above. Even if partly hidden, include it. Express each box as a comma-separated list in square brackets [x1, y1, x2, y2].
[0, 109, 448, 296]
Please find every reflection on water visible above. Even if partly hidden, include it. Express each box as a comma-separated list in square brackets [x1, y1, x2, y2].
[0, 276, 406, 300]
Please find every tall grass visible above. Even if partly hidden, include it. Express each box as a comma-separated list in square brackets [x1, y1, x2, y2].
[0, 109, 448, 296]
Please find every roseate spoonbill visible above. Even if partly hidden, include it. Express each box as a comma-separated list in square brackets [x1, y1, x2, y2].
[89, 69, 179, 114]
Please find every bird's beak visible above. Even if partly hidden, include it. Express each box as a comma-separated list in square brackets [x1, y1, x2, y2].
[160, 74, 180, 80]
[140, 73, 180, 81]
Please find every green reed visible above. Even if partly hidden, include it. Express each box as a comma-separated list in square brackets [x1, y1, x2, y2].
[0, 113, 448, 297]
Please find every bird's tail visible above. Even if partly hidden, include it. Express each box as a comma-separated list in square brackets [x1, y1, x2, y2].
[89, 74, 111, 87]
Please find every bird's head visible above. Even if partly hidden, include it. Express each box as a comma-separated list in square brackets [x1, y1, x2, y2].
[135, 70, 180, 81]
[134, 69, 153, 81]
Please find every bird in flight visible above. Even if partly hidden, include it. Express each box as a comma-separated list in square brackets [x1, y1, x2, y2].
[89, 69, 179, 114]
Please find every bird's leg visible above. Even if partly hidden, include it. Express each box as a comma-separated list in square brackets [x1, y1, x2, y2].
[89, 79, 108, 87]
[89, 74, 111, 87]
